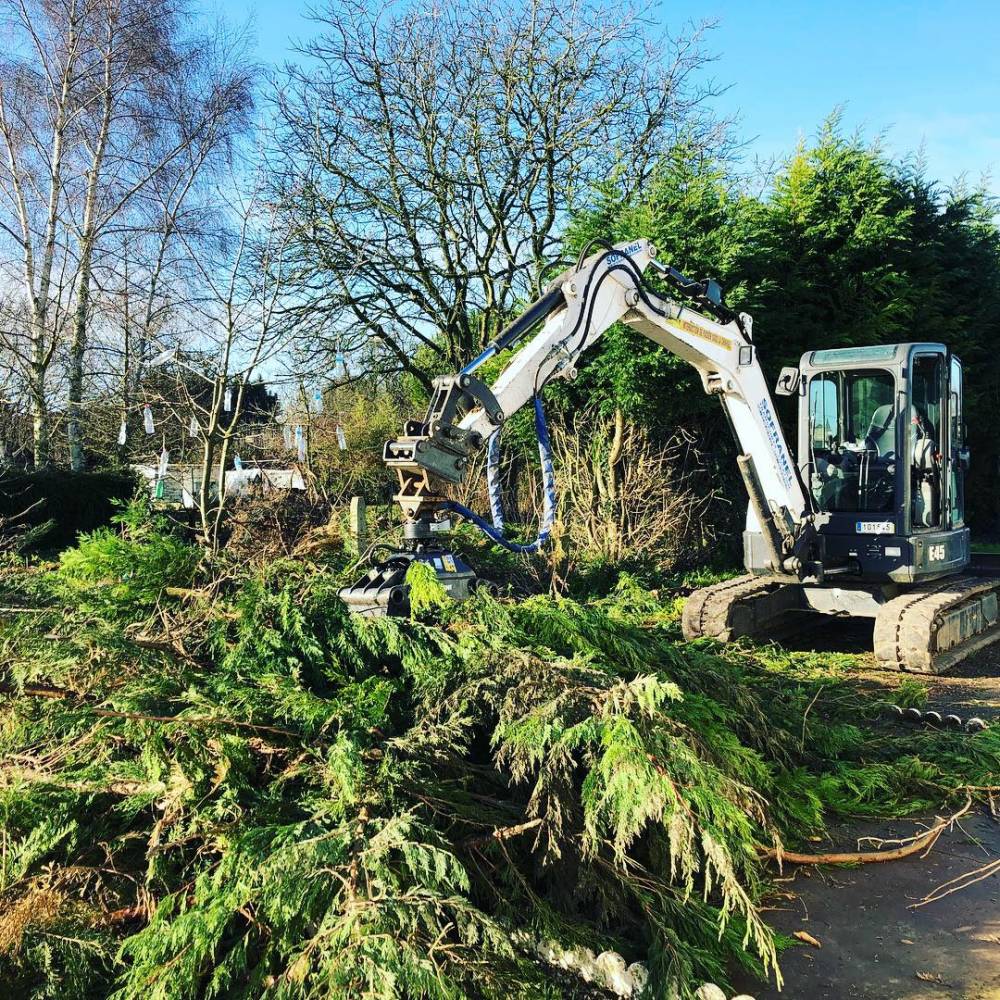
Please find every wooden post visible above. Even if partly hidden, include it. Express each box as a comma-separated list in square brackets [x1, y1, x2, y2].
[349, 496, 367, 548]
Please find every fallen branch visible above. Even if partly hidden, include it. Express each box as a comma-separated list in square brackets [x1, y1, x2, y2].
[763, 796, 972, 867]
[909, 795, 1000, 908]
[163, 586, 214, 601]
[463, 818, 544, 849]
[910, 857, 1000, 908]
[763, 829, 943, 866]
[0, 682, 69, 700]
[99, 904, 149, 927]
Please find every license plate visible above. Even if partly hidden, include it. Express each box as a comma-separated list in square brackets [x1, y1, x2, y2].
[856, 520, 894, 534]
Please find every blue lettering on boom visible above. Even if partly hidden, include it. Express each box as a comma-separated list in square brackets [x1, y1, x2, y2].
[605, 241, 644, 265]
[757, 398, 795, 492]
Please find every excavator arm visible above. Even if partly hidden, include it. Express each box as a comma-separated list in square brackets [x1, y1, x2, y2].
[342, 238, 820, 615]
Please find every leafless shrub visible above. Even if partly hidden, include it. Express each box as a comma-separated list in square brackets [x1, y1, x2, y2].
[549, 407, 719, 569]
[222, 486, 335, 565]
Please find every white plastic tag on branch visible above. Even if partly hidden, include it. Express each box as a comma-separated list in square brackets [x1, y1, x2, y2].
[313, 388, 323, 413]
[117, 419, 127, 446]
[295, 424, 306, 463]
[283, 424, 293, 450]
[143, 405, 154, 434]
[223, 388, 232, 412]
[234, 453, 243, 471]
[189, 414, 199, 438]
[157, 447, 170, 479]
[336, 424, 347, 451]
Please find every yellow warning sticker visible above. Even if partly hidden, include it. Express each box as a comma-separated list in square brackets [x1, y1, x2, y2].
[669, 318, 732, 351]
[442, 554, 457, 573]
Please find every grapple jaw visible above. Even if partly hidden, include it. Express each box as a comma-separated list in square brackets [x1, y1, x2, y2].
[337, 548, 480, 617]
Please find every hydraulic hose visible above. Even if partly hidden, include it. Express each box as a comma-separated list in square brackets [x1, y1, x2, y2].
[445, 241, 657, 553]
[443, 239, 742, 556]
[444, 395, 556, 554]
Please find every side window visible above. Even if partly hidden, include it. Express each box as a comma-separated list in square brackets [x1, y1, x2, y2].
[809, 374, 838, 450]
[911, 355, 942, 442]
[950, 357, 964, 527]
[910, 354, 943, 529]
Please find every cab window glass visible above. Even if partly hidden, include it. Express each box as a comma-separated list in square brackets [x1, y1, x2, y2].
[808, 370, 896, 513]
[809, 374, 837, 450]
[910, 354, 943, 528]
[950, 357, 963, 445]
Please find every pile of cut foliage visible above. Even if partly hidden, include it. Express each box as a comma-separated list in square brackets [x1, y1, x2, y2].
[0, 504, 997, 999]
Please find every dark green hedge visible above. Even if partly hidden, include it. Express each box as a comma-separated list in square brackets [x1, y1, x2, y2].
[0, 469, 137, 550]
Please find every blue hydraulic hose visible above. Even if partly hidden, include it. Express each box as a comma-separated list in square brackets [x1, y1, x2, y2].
[444, 395, 556, 553]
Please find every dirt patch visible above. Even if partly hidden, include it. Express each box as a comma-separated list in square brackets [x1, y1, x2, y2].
[733, 626, 1000, 999]
[732, 813, 1000, 1000]
[777, 615, 1000, 721]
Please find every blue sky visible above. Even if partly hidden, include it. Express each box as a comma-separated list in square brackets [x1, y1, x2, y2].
[216, 0, 1000, 195]
[706, 0, 1000, 194]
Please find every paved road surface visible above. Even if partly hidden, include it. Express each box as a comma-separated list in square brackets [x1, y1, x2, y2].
[731, 813, 1000, 1000]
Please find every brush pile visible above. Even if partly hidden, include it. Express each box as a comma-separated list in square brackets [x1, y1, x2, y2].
[0, 504, 997, 999]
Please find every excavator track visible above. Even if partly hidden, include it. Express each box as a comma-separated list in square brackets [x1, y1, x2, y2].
[873, 574, 1000, 673]
[682, 574, 805, 643]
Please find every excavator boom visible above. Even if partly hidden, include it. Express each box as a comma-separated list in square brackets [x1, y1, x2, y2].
[376, 239, 816, 579]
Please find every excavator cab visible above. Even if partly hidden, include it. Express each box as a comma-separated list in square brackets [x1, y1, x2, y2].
[723, 341, 995, 672]
[786, 343, 969, 584]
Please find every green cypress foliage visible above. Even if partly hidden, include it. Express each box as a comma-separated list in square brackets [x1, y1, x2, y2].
[0, 529, 997, 999]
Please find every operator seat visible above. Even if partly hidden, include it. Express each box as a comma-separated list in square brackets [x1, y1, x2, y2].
[855, 403, 897, 512]
[865, 404, 896, 456]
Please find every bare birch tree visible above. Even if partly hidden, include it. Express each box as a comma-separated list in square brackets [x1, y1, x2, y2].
[0, 0, 93, 464]
[92, 73, 254, 468]
[63, 4, 254, 469]
[0, 0, 253, 468]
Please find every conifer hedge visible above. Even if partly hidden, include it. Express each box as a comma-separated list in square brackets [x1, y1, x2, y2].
[0, 470, 136, 551]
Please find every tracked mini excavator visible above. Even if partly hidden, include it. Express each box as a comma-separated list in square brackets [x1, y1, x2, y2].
[340, 238, 1000, 673]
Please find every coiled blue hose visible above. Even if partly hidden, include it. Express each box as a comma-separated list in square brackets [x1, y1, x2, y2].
[443, 395, 556, 553]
